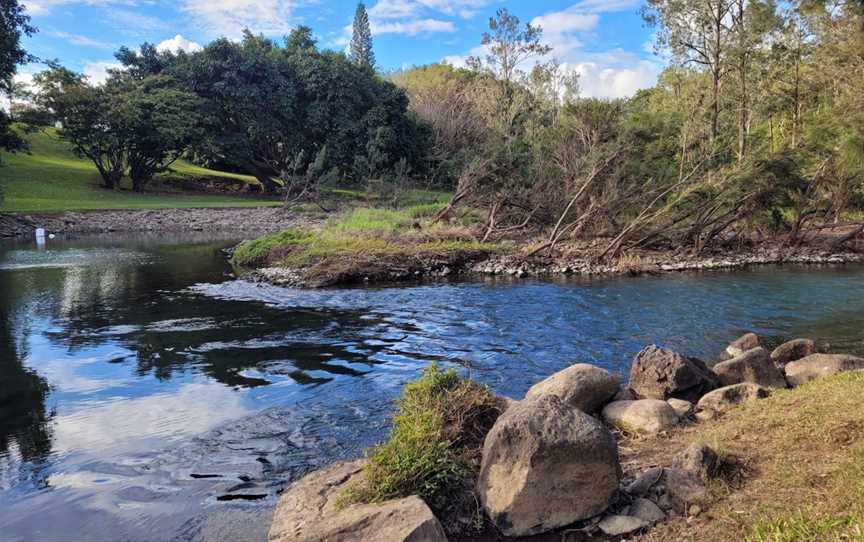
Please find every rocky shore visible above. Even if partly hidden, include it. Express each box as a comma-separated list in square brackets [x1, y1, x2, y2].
[267, 334, 864, 541]
[245, 247, 864, 288]
[0, 207, 316, 238]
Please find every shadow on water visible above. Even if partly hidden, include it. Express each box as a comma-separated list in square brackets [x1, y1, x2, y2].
[1, 232, 864, 541]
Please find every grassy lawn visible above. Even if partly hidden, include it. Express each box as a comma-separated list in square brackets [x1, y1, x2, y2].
[0, 129, 282, 212]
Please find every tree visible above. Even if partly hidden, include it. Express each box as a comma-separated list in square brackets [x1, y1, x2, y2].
[1, 0, 36, 161]
[350, 3, 375, 69]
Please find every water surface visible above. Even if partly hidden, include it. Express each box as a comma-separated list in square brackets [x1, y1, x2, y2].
[1, 233, 863, 541]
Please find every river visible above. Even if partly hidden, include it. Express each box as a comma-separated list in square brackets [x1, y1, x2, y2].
[1, 233, 863, 541]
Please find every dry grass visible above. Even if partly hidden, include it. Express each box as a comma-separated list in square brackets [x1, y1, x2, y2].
[630, 370, 864, 542]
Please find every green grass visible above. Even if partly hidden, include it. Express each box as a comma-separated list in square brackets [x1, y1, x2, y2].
[0, 128, 282, 212]
[338, 364, 503, 511]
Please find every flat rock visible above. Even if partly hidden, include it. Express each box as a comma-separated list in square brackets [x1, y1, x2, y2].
[629, 497, 666, 525]
[625, 467, 664, 496]
[712, 347, 787, 389]
[598, 515, 649, 536]
[602, 399, 679, 434]
[478, 395, 621, 537]
[524, 363, 619, 413]
[629, 345, 719, 402]
[719, 333, 760, 361]
[697, 383, 769, 414]
[268, 460, 447, 542]
[770, 339, 816, 366]
[784, 353, 864, 387]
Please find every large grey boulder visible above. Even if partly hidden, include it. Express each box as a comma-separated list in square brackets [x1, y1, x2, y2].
[662, 468, 710, 512]
[711, 347, 787, 389]
[770, 339, 816, 366]
[629, 345, 719, 402]
[784, 353, 864, 387]
[718, 333, 760, 361]
[478, 395, 621, 537]
[697, 383, 769, 414]
[667, 398, 694, 418]
[672, 443, 720, 483]
[268, 460, 447, 542]
[602, 399, 679, 435]
[524, 363, 619, 413]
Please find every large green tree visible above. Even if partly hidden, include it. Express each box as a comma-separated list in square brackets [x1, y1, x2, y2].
[1, 0, 36, 160]
[350, 2, 375, 69]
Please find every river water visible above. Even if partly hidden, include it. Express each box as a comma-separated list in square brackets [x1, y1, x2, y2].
[1, 233, 863, 541]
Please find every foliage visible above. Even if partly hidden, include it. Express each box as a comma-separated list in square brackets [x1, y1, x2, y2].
[350, 2, 375, 69]
[339, 364, 502, 510]
[0, 0, 36, 161]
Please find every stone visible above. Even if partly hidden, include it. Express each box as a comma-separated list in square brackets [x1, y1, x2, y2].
[712, 347, 787, 389]
[268, 460, 447, 542]
[598, 515, 649, 536]
[625, 467, 664, 496]
[697, 383, 769, 414]
[770, 339, 816, 366]
[672, 443, 720, 483]
[718, 333, 760, 361]
[613, 387, 635, 402]
[629, 497, 666, 525]
[784, 354, 864, 387]
[524, 363, 619, 413]
[662, 468, 709, 513]
[602, 399, 679, 435]
[667, 398, 694, 418]
[478, 395, 621, 537]
[629, 345, 719, 402]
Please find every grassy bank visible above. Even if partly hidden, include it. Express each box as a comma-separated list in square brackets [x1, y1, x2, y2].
[0, 129, 282, 212]
[231, 205, 504, 286]
[638, 370, 864, 542]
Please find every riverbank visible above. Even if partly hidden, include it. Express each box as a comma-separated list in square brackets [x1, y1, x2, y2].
[269, 335, 864, 541]
[0, 207, 322, 238]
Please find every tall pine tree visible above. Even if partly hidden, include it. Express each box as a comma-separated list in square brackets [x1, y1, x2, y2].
[350, 2, 375, 69]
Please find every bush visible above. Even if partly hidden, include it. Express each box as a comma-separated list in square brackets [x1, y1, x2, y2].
[339, 364, 503, 510]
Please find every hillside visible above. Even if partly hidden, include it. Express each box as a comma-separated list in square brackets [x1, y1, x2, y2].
[0, 129, 282, 212]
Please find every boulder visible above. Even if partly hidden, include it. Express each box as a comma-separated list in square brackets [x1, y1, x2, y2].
[711, 347, 787, 389]
[784, 353, 864, 387]
[667, 398, 694, 418]
[697, 383, 769, 414]
[662, 468, 710, 513]
[478, 395, 621, 537]
[672, 443, 720, 483]
[770, 338, 816, 366]
[602, 399, 679, 435]
[524, 363, 619, 413]
[598, 515, 649, 536]
[718, 332, 760, 361]
[629, 345, 719, 402]
[628, 498, 666, 525]
[268, 460, 447, 542]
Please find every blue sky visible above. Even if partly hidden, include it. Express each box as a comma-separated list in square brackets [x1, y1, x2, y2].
[16, 0, 665, 98]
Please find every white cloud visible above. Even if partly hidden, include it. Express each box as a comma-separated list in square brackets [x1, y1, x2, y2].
[51, 31, 115, 50]
[82, 61, 123, 85]
[372, 18, 455, 35]
[181, 0, 294, 37]
[570, 57, 663, 99]
[531, 12, 599, 35]
[156, 34, 203, 53]
[369, 0, 418, 19]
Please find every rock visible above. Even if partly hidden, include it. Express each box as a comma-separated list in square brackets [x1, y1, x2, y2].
[719, 333, 760, 361]
[524, 363, 619, 413]
[712, 348, 787, 389]
[268, 460, 447, 542]
[784, 354, 864, 387]
[478, 395, 621, 537]
[613, 387, 635, 402]
[770, 339, 816, 366]
[672, 443, 720, 483]
[625, 467, 664, 496]
[667, 398, 694, 418]
[629, 497, 666, 525]
[662, 468, 709, 513]
[602, 399, 679, 434]
[598, 515, 649, 536]
[629, 345, 719, 402]
[697, 383, 769, 414]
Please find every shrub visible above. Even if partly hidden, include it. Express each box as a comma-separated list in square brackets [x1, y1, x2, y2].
[339, 364, 503, 511]
[230, 228, 311, 266]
